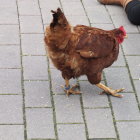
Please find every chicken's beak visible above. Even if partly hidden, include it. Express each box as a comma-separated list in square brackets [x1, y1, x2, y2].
[124, 34, 128, 39]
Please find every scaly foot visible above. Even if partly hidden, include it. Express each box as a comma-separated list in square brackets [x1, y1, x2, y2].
[100, 87, 125, 97]
[96, 83, 124, 98]
[61, 84, 81, 96]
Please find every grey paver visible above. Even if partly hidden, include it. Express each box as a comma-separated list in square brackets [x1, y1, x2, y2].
[26, 108, 55, 139]
[91, 23, 114, 30]
[126, 56, 140, 79]
[57, 124, 87, 140]
[0, 25, 19, 45]
[18, 0, 40, 15]
[85, 108, 116, 138]
[0, 69, 21, 94]
[67, 16, 89, 26]
[0, 95, 23, 124]
[0, 7, 18, 24]
[86, 6, 112, 24]
[104, 67, 133, 92]
[0, 0, 16, 8]
[111, 93, 140, 120]
[112, 47, 126, 67]
[21, 34, 46, 55]
[20, 16, 43, 33]
[24, 81, 52, 107]
[0, 125, 24, 140]
[83, 0, 101, 7]
[54, 95, 83, 123]
[62, 2, 86, 16]
[0, 45, 20, 68]
[23, 56, 48, 80]
[117, 122, 140, 140]
[80, 81, 109, 108]
[39, 0, 60, 9]
[122, 34, 140, 55]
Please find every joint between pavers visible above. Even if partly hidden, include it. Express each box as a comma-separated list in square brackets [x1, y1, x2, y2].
[116, 120, 140, 122]
[84, 107, 110, 110]
[102, 72, 120, 140]
[77, 80, 90, 140]
[15, 0, 28, 139]
[36, 0, 59, 139]
[25, 107, 52, 109]
[121, 45, 140, 111]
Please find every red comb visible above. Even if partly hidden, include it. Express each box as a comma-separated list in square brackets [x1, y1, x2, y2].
[119, 26, 126, 36]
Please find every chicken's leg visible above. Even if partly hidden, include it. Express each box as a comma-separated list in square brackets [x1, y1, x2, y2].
[62, 79, 81, 96]
[96, 83, 124, 97]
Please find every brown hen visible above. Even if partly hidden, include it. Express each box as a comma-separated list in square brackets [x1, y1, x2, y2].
[44, 8, 127, 97]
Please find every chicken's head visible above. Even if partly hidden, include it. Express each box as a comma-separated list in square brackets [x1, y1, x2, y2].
[116, 26, 127, 44]
[50, 8, 70, 30]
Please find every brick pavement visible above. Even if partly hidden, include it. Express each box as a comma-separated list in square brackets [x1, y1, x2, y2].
[0, 0, 140, 140]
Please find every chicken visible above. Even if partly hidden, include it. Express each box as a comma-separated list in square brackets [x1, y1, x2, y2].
[44, 8, 127, 98]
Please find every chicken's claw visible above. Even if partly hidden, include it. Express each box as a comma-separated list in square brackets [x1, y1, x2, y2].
[61, 84, 81, 96]
[96, 83, 124, 98]
[101, 88, 124, 98]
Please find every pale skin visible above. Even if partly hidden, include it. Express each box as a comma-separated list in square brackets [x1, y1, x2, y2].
[98, 0, 133, 8]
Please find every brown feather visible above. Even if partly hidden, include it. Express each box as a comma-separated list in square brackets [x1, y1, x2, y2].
[44, 8, 125, 84]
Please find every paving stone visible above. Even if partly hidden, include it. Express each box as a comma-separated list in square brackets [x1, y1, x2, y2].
[104, 67, 133, 92]
[0, 7, 18, 24]
[20, 16, 43, 33]
[86, 7, 112, 24]
[41, 8, 53, 24]
[0, 45, 20, 68]
[39, 0, 60, 9]
[80, 81, 109, 108]
[26, 108, 55, 139]
[24, 81, 52, 107]
[67, 16, 89, 26]
[85, 108, 116, 138]
[23, 56, 48, 80]
[112, 47, 126, 67]
[0, 125, 24, 140]
[57, 124, 86, 140]
[126, 56, 140, 79]
[111, 93, 140, 120]
[117, 122, 140, 140]
[106, 5, 126, 16]
[21, 34, 46, 55]
[62, 2, 86, 16]
[134, 80, 140, 103]
[50, 69, 77, 94]
[0, 0, 16, 8]
[49, 58, 56, 69]
[123, 34, 140, 55]
[82, 0, 101, 8]
[61, 0, 80, 2]
[0, 95, 23, 124]
[0, 25, 19, 45]
[18, 0, 40, 15]
[0, 69, 21, 94]
[54, 95, 83, 123]
[91, 23, 114, 30]
[78, 75, 88, 81]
